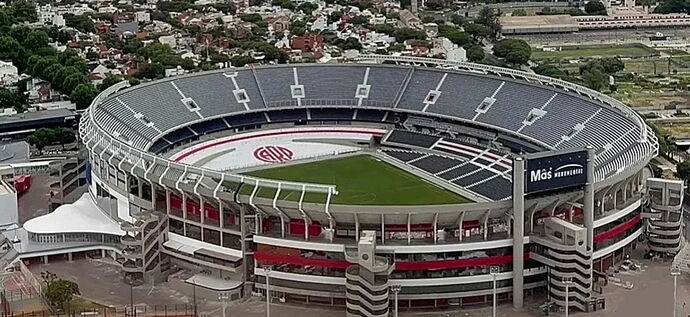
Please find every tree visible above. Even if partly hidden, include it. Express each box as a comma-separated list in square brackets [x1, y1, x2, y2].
[421, 15, 435, 23]
[392, 27, 427, 42]
[10, 25, 32, 43]
[50, 28, 73, 44]
[298, 2, 318, 14]
[99, 76, 123, 91]
[350, 15, 369, 26]
[584, 1, 606, 14]
[62, 73, 88, 94]
[272, 0, 296, 10]
[230, 55, 255, 67]
[438, 25, 470, 46]
[512, 9, 528, 16]
[492, 39, 531, 58]
[64, 14, 95, 33]
[579, 57, 624, 75]
[212, 1, 236, 14]
[257, 44, 288, 63]
[53, 128, 76, 148]
[70, 84, 98, 110]
[581, 67, 608, 91]
[31, 56, 59, 77]
[601, 57, 625, 74]
[62, 55, 87, 73]
[0, 88, 23, 112]
[138, 43, 174, 60]
[467, 45, 485, 63]
[533, 64, 568, 79]
[52, 66, 81, 91]
[41, 271, 80, 310]
[675, 161, 690, 183]
[506, 49, 530, 67]
[86, 51, 100, 61]
[540, 7, 553, 14]
[352, 0, 373, 11]
[476, 7, 501, 41]
[23, 30, 50, 52]
[450, 13, 465, 26]
[655, 0, 689, 13]
[341, 37, 363, 50]
[128, 77, 141, 86]
[464, 23, 490, 43]
[42, 64, 64, 83]
[0, 10, 13, 28]
[424, 0, 445, 10]
[5, 1, 37, 23]
[371, 23, 395, 35]
[328, 11, 343, 23]
[136, 62, 165, 79]
[29, 128, 56, 153]
[291, 26, 306, 36]
[492, 39, 531, 67]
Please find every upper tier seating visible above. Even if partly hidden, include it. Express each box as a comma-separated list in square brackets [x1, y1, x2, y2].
[92, 65, 651, 182]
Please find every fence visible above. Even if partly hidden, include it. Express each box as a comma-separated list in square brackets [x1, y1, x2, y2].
[1, 304, 196, 317]
[18, 263, 41, 297]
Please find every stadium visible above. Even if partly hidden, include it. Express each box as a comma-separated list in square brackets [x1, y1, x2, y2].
[61, 54, 683, 316]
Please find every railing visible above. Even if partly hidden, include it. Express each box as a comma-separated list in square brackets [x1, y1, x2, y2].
[83, 61, 658, 198]
[80, 81, 337, 195]
[2, 303, 197, 317]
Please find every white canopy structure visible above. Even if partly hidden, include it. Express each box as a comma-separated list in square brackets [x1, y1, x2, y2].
[24, 193, 124, 236]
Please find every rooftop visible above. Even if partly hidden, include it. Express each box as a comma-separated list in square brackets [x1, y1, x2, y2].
[23, 193, 124, 236]
[0, 109, 76, 125]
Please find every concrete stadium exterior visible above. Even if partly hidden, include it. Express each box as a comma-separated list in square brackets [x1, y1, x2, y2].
[66, 55, 676, 316]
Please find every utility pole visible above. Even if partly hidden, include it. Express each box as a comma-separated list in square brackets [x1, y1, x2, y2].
[264, 266, 272, 317]
[193, 282, 197, 317]
[219, 292, 230, 317]
[672, 267, 681, 317]
[563, 277, 573, 317]
[126, 276, 136, 317]
[490, 266, 500, 317]
[390, 284, 402, 317]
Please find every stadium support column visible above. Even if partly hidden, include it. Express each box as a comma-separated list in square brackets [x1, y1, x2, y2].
[512, 157, 525, 310]
[584, 147, 595, 256]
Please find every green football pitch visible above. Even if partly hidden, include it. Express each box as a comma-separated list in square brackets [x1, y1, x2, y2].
[240, 154, 471, 205]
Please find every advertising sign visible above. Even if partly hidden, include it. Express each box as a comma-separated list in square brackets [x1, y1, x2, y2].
[524, 150, 588, 194]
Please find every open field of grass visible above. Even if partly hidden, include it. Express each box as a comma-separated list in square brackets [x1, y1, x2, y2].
[659, 122, 690, 138]
[621, 94, 687, 108]
[62, 296, 109, 313]
[532, 44, 656, 60]
[660, 48, 689, 56]
[624, 59, 672, 74]
[241, 155, 470, 205]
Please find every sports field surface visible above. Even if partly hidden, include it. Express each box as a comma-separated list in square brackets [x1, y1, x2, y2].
[532, 44, 656, 60]
[241, 155, 470, 205]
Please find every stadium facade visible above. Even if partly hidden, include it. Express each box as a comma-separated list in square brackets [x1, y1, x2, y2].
[26, 55, 680, 315]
